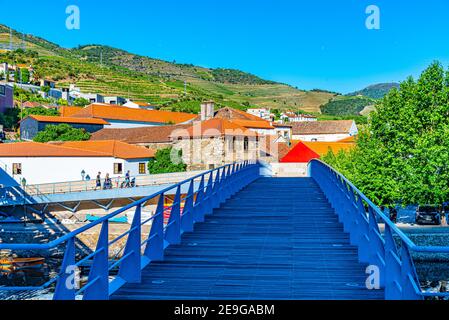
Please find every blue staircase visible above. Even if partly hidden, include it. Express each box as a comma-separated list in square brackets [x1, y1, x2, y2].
[112, 177, 384, 300]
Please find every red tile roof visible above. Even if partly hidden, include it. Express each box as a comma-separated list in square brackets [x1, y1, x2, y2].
[230, 119, 274, 129]
[59, 106, 85, 117]
[291, 120, 355, 135]
[25, 115, 109, 125]
[58, 140, 155, 159]
[0, 141, 155, 159]
[173, 119, 258, 139]
[90, 125, 191, 144]
[71, 104, 197, 124]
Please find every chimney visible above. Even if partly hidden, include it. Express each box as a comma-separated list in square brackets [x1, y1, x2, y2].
[201, 101, 215, 121]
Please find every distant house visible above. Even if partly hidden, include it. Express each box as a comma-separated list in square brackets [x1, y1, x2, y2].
[104, 96, 127, 105]
[48, 88, 63, 100]
[123, 101, 154, 110]
[40, 79, 55, 88]
[20, 115, 109, 141]
[70, 103, 197, 129]
[272, 123, 292, 143]
[80, 93, 105, 104]
[281, 112, 317, 123]
[290, 120, 358, 142]
[246, 108, 272, 121]
[0, 141, 155, 185]
[0, 83, 13, 113]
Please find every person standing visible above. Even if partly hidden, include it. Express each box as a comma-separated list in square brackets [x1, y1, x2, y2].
[125, 170, 131, 188]
[95, 172, 101, 191]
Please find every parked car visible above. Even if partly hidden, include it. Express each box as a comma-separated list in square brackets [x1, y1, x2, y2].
[416, 205, 441, 225]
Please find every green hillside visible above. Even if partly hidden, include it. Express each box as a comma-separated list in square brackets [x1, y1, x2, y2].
[0, 24, 336, 113]
[320, 96, 375, 116]
[347, 83, 400, 99]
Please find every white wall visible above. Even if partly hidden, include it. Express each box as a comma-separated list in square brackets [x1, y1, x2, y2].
[292, 133, 352, 142]
[0, 157, 150, 185]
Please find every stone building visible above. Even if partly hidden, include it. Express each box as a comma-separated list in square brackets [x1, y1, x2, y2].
[170, 118, 260, 170]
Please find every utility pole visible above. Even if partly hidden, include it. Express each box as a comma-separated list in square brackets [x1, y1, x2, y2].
[100, 49, 103, 66]
[184, 80, 187, 95]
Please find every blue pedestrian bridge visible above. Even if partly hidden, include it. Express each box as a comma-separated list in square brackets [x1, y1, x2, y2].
[0, 160, 448, 300]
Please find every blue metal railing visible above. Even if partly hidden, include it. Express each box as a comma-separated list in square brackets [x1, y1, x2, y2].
[309, 159, 449, 300]
[0, 161, 261, 300]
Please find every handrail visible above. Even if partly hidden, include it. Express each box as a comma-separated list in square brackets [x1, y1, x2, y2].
[22, 171, 207, 196]
[308, 159, 449, 300]
[0, 160, 261, 300]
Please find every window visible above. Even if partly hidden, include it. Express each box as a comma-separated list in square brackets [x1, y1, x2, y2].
[114, 163, 123, 174]
[12, 163, 22, 175]
[0, 85, 5, 96]
[139, 163, 146, 174]
[208, 164, 215, 170]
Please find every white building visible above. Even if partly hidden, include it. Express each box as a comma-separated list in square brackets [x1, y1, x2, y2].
[246, 108, 272, 121]
[123, 101, 154, 110]
[291, 120, 358, 142]
[104, 96, 127, 105]
[0, 141, 155, 185]
[281, 112, 317, 123]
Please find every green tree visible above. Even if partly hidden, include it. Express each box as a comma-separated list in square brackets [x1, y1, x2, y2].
[20, 68, 30, 83]
[0, 108, 20, 130]
[73, 97, 90, 107]
[33, 124, 91, 143]
[148, 148, 187, 174]
[323, 62, 449, 207]
[21, 106, 59, 119]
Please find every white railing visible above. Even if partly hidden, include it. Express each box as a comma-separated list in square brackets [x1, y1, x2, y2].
[23, 171, 208, 196]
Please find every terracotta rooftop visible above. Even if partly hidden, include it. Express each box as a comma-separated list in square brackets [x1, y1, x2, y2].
[214, 107, 264, 121]
[90, 125, 191, 144]
[59, 106, 85, 117]
[0, 141, 155, 159]
[25, 115, 109, 125]
[291, 120, 356, 135]
[71, 104, 197, 124]
[58, 140, 155, 159]
[230, 119, 274, 130]
[174, 119, 258, 138]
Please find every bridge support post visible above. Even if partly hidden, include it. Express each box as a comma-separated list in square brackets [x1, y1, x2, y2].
[83, 221, 109, 300]
[165, 186, 181, 245]
[401, 242, 423, 300]
[118, 204, 142, 283]
[144, 194, 164, 261]
[181, 180, 195, 233]
[204, 172, 214, 216]
[384, 225, 402, 299]
[54, 237, 76, 300]
[193, 176, 205, 223]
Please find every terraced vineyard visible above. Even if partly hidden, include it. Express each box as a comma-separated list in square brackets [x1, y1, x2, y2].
[0, 24, 337, 113]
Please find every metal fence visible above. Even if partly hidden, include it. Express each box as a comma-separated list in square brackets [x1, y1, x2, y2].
[0, 161, 260, 300]
[309, 159, 449, 300]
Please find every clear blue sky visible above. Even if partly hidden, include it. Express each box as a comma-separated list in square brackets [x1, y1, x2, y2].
[2, 0, 449, 93]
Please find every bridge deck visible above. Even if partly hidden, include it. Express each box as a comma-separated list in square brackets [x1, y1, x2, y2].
[112, 178, 384, 300]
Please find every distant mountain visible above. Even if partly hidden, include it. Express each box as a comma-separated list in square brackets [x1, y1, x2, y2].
[347, 83, 400, 100]
[320, 96, 375, 116]
[0, 24, 336, 113]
